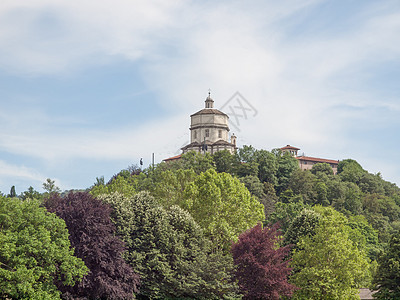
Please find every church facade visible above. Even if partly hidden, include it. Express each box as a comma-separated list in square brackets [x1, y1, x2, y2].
[180, 93, 237, 154]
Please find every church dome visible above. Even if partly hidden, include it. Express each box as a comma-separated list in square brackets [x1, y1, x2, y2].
[191, 93, 227, 117]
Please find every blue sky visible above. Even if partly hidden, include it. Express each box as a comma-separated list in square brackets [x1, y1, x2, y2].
[1, 0, 400, 194]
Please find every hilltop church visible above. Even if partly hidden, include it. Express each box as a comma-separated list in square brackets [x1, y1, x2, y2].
[164, 93, 237, 162]
[164, 93, 339, 175]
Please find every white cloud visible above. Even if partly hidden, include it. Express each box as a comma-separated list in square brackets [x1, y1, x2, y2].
[0, 160, 47, 192]
[1, 0, 400, 186]
[0, 0, 182, 74]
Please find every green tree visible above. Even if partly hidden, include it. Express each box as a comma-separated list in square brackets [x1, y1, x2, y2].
[313, 181, 329, 206]
[148, 168, 264, 251]
[372, 230, 400, 299]
[348, 215, 381, 261]
[290, 206, 370, 300]
[149, 168, 198, 208]
[237, 145, 257, 163]
[8, 186, 16, 198]
[181, 151, 216, 174]
[183, 169, 265, 251]
[236, 161, 259, 177]
[99, 192, 241, 299]
[262, 182, 278, 217]
[267, 191, 305, 234]
[275, 152, 299, 194]
[240, 175, 265, 199]
[338, 159, 366, 183]
[311, 162, 334, 176]
[284, 208, 321, 251]
[254, 149, 278, 184]
[359, 173, 385, 195]
[241, 176, 276, 218]
[20, 186, 43, 201]
[90, 174, 137, 198]
[42, 178, 61, 195]
[289, 169, 316, 204]
[0, 197, 88, 299]
[213, 149, 237, 174]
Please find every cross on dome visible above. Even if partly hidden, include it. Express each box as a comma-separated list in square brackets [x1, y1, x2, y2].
[205, 89, 214, 108]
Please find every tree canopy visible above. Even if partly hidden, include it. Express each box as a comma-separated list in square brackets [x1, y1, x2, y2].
[290, 206, 370, 299]
[180, 169, 265, 250]
[99, 191, 240, 299]
[47, 192, 139, 300]
[232, 223, 296, 299]
[373, 230, 400, 299]
[0, 196, 87, 299]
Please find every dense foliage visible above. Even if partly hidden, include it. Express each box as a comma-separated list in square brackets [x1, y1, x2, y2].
[4, 145, 400, 299]
[290, 207, 370, 299]
[0, 196, 87, 299]
[372, 230, 400, 299]
[47, 192, 140, 300]
[232, 223, 296, 300]
[100, 191, 241, 299]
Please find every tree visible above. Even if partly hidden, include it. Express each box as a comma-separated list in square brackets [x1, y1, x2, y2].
[240, 175, 265, 199]
[254, 149, 278, 184]
[236, 161, 259, 177]
[313, 181, 329, 206]
[99, 192, 240, 299]
[372, 230, 400, 299]
[181, 151, 216, 174]
[232, 223, 297, 299]
[311, 162, 334, 176]
[262, 182, 278, 217]
[275, 152, 299, 194]
[90, 174, 137, 198]
[148, 168, 264, 251]
[289, 169, 316, 204]
[0, 196, 87, 299]
[290, 206, 370, 299]
[237, 145, 257, 163]
[20, 186, 43, 201]
[284, 208, 321, 251]
[267, 190, 305, 234]
[149, 168, 198, 208]
[93, 175, 105, 186]
[42, 178, 61, 195]
[213, 149, 237, 174]
[348, 215, 381, 261]
[8, 185, 16, 198]
[183, 169, 265, 251]
[47, 192, 139, 300]
[359, 173, 385, 195]
[338, 159, 366, 183]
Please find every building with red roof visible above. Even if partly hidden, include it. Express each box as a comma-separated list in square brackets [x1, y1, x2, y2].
[280, 145, 339, 174]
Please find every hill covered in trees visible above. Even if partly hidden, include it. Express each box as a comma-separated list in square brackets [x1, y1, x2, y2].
[1, 146, 400, 299]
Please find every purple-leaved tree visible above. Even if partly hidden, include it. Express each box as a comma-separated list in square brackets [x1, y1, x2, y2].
[232, 223, 296, 300]
[47, 192, 140, 300]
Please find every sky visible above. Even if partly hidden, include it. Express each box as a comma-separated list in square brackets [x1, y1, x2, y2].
[1, 0, 400, 194]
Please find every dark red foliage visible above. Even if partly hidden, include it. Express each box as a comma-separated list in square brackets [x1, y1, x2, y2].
[47, 192, 140, 300]
[231, 223, 297, 300]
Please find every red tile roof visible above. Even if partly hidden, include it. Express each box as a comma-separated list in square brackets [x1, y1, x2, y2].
[281, 145, 300, 150]
[162, 154, 182, 162]
[296, 156, 339, 165]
